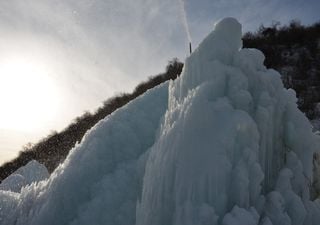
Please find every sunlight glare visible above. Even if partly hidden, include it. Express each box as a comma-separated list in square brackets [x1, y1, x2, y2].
[0, 57, 60, 132]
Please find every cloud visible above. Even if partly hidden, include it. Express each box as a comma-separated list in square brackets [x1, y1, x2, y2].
[0, 0, 190, 128]
[3, 0, 317, 126]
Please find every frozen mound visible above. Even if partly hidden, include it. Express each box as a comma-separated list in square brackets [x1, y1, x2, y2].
[0, 83, 168, 225]
[1, 17, 320, 225]
[136, 18, 320, 225]
[0, 160, 49, 192]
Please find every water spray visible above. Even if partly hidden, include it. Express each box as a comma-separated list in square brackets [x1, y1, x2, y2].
[178, 0, 192, 55]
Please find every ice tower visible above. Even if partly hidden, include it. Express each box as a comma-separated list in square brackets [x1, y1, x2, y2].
[136, 18, 320, 225]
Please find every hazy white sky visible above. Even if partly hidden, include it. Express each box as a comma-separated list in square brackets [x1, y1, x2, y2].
[0, 0, 319, 164]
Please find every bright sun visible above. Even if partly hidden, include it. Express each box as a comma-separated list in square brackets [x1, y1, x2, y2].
[0, 57, 60, 132]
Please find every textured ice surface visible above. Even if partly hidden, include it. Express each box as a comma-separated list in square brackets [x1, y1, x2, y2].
[136, 18, 320, 225]
[0, 160, 49, 192]
[0, 83, 168, 225]
[1, 17, 320, 225]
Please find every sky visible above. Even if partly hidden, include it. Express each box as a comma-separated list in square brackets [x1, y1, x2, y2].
[0, 0, 319, 164]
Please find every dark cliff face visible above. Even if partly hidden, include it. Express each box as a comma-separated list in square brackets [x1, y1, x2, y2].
[243, 20, 320, 120]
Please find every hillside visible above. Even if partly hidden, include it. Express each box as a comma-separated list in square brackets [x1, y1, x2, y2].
[1, 17, 320, 225]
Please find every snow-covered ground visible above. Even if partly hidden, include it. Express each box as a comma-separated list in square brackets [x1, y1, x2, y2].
[1, 18, 320, 225]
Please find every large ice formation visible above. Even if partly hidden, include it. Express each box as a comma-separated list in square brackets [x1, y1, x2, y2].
[1, 18, 320, 225]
